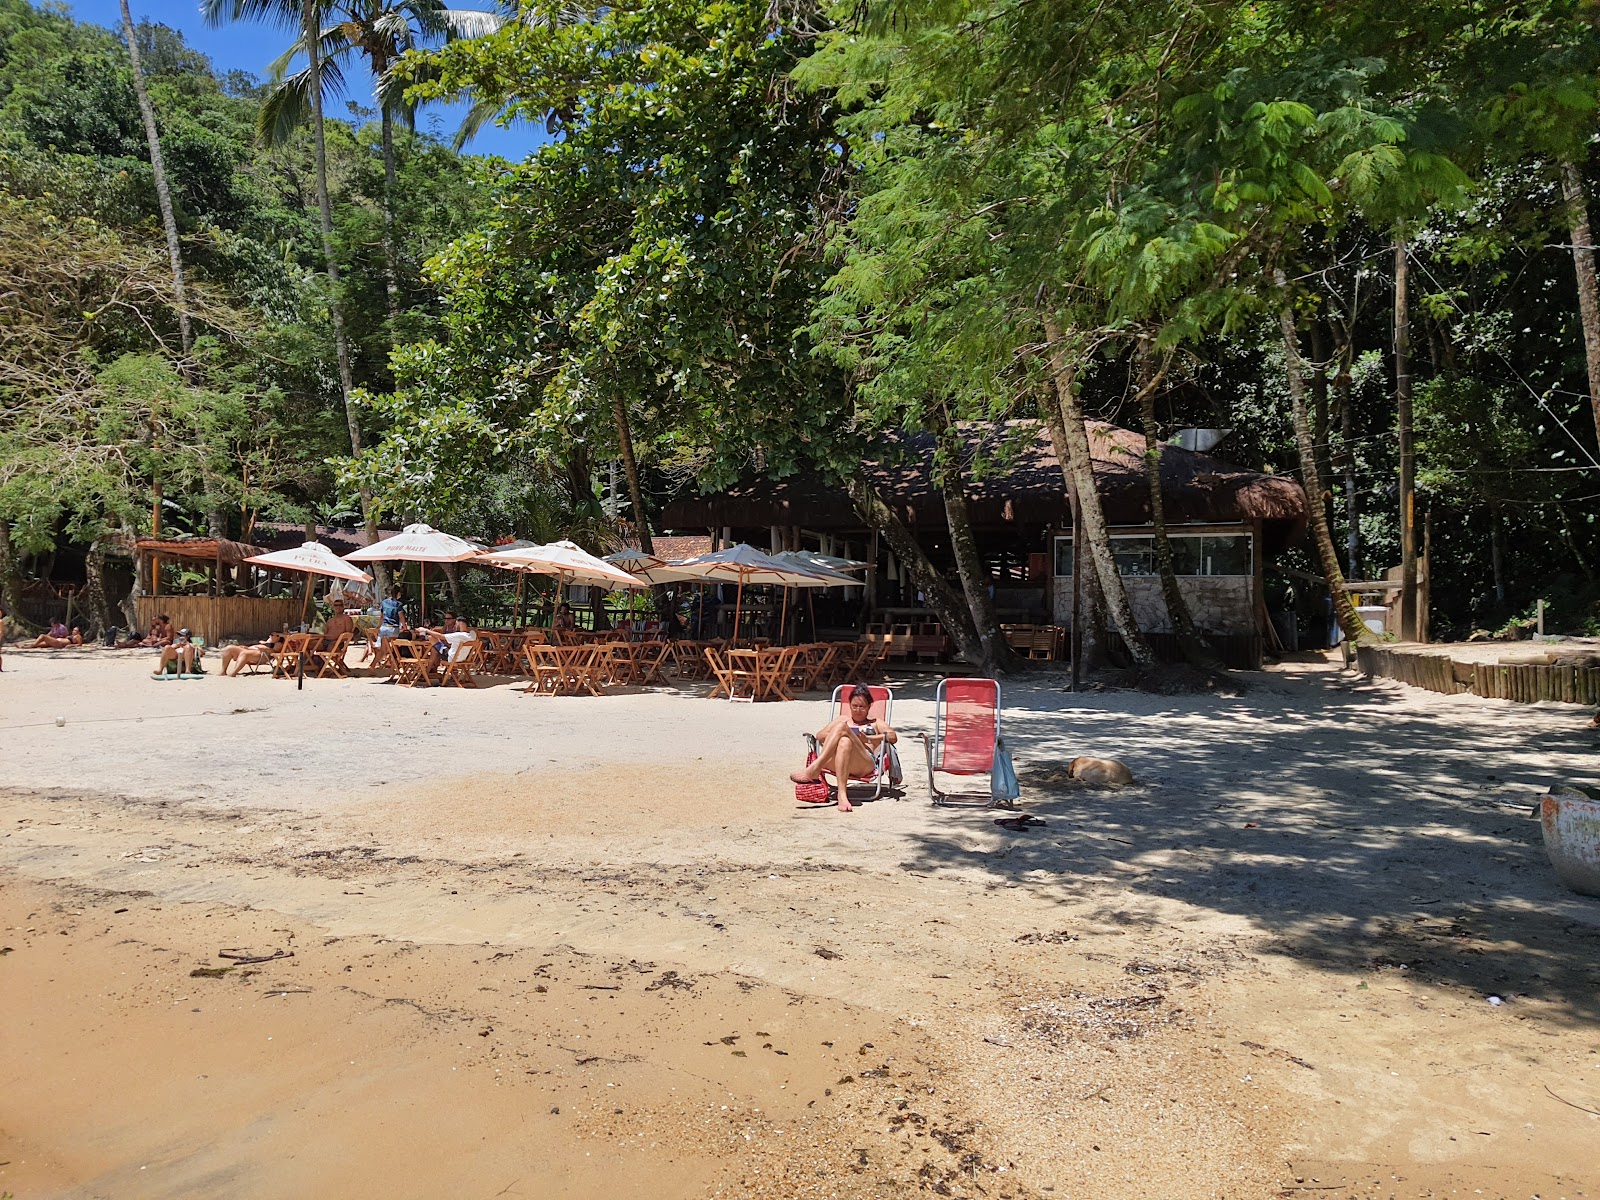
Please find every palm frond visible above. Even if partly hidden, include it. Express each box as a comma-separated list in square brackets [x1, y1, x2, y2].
[199, 0, 303, 31]
[257, 57, 352, 147]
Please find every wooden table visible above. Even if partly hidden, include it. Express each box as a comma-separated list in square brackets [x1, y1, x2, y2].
[725, 646, 799, 702]
[523, 644, 605, 697]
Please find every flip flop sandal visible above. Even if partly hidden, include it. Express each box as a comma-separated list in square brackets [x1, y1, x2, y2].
[993, 814, 1046, 830]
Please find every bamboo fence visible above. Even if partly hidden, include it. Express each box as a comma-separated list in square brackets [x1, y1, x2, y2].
[1356, 644, 1600, 706]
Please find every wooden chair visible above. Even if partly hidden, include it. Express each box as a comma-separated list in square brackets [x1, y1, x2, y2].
[522, 643, 565, 696]
[270, 632, 313, 679]
[635, 641, 672, 686]
[390, 639, 434, 688]
[440, 638, 481, 688]
[314, 632, 353, 679]
[724, 649, 762, 702]
[705, 647, 737, 699]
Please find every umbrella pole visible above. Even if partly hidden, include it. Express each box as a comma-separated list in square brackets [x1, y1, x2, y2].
[733, 578, 744, 646]
[515, 572, 524, 629]
[807, 589, 816, 643]
[300, 573, 312, 628]
[420, 562, 427, 623]
[779, 585, 789, 643]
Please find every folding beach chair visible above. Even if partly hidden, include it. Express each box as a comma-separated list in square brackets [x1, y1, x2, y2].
[439, 638, 481, 688]
[919, 678, 1017, 808]
[802, 685, 901, 802]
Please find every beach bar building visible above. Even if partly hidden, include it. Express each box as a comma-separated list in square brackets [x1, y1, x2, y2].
[660, 420, 1307, 667]
[133, 536, 297, 644]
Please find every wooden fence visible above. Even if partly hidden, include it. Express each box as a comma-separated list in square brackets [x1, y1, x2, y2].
[136, 596, 301, 645]
[1357, 644, 1600, 706]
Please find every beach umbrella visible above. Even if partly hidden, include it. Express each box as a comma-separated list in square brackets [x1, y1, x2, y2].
[344, 523, 482, 620]
[479, 541, 641, 628]
[603, 548, 700, 585]
[246, 540, 373, 626]
[669, 544, 833, 644]
[771, 551, 865, 640]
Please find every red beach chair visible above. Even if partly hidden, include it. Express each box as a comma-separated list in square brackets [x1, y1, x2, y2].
[801, 685, 900, 802]
[919, 678, 1016, 808]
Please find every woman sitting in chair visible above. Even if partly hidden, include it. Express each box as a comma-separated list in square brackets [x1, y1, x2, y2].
[790, 683, 897, 813]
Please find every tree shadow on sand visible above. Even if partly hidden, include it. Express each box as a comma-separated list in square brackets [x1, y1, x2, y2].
[891, 667, 1600, 1024]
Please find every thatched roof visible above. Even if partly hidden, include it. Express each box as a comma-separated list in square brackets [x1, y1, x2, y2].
[135, 536, 266, 565]
[661, 420, 1307, 542]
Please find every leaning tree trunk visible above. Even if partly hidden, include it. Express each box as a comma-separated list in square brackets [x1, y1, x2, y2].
[1276, 272, 1371, 643]
[120, 0, 191, 360]
[1488, 500, 1506, 614]
[846, 476, 983, 664]
[1334, 321, 1360, 578]
[929, 415, 1015, 673]
[1041, 315, 1155, 667]
[1560, 160, 1600, 451]
[1134, 345, 1219, 669]
[304, 0, 386, 595]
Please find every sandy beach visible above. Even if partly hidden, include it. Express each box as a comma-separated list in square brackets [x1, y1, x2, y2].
[2, 648, 1597, 1198]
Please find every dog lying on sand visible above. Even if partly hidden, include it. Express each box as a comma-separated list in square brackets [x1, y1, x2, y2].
[1067, 756, 1135, 788]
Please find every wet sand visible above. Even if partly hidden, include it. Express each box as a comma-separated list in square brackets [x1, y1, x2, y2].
[1, 649, 1597, 1198]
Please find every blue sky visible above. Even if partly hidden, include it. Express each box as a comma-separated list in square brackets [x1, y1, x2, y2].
[66, 0, 546, 159]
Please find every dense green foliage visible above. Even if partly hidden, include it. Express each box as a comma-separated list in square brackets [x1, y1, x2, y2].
[4, 0, 1600, 643]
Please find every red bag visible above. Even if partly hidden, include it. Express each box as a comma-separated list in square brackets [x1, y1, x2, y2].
[795, 749, 831, 804]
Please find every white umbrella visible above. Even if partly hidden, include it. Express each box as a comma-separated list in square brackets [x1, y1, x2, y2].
[770, 551, 865, 640]
[480, 540, 640, 590]
[245, 540, 373, 626]
[344, 523, 482, 620]
[670, 544, 833, 643]
[603, 548, 701, 585]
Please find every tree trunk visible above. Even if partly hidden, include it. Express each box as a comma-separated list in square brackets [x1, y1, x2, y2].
[845, 476, 983, 664]
[1560, 160, 1600, 450]
[1394, 234, 1418, 641]
[1041, 315, 1154, 666]
[120, 0, 192, 359]
[1134, 346, 1219, 669]
[1276, 273, 1371, 643]
[611, 395, 652, 554]
[0, 519, 25, 633]
[1308, 317, 1332, 522]
[928, 418, 1014, 673]
[380, 102, 401, 321]
[80, 539, 115, 637]
[1334, 321, 1359, 578]
[1489, 501, 1505, 613]
[304, 0, 384, 594]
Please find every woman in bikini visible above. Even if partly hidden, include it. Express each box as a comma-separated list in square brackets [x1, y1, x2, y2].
[790, 683, 897, 812]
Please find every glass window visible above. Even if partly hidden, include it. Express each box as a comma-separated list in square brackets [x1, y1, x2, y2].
[1054, 536, 1074, 576]
[1054, 532, 1252, 577]
[1199, 534, 1251, 576]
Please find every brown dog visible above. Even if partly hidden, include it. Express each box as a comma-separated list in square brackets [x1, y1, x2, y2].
[1067, 756, 1135, 788]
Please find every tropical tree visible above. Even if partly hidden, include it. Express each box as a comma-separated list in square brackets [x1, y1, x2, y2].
[254, 0, 501, 312]
[201, 0, 387, 582]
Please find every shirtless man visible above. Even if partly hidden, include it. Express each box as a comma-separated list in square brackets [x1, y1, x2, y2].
[790, 683, 897, 812]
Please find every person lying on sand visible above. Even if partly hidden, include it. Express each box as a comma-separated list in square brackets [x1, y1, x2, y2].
[220, 634, 282, 677]
[30, 621, 81, 649]
[790, 682, 897, 813]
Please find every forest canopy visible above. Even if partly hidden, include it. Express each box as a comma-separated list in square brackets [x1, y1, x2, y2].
[2, 0, 1598, 653]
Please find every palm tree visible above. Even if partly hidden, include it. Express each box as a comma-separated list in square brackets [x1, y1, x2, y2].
[255, 0, 502, 313]
[119, 0, 192, 359]
[201, 0, 392, 576]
